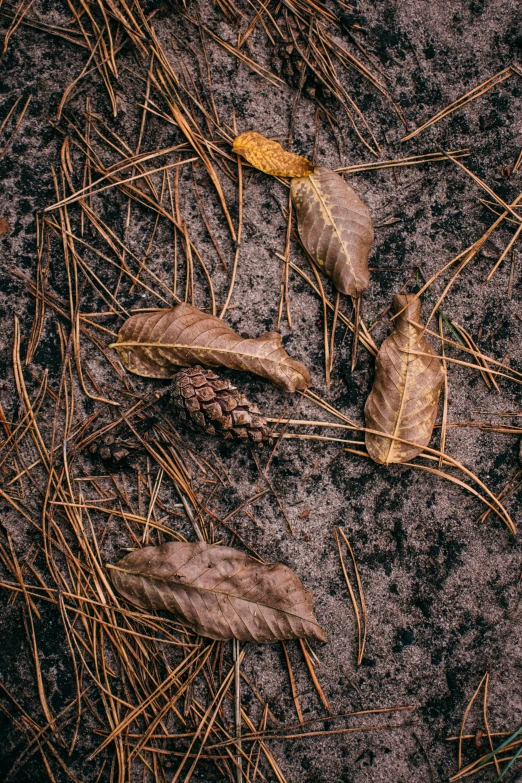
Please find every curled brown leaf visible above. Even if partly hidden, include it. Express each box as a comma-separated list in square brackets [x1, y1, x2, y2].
[364, 293, 444, 464]
[111, 303, 311, 392]
[291, 167, 373, 297]
[109, 541, 327, 644]
[232, 131, 313, 177]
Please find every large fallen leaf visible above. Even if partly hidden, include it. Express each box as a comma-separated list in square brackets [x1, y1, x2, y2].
[291, 167, 373, 297]
[232, 131, 313, 177]
[111, 303, 311, 392]
[364, 293, 444, 464]
[109, 541, 327, 643]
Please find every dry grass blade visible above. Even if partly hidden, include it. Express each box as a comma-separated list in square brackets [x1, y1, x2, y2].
[0, 3, 86, 47]
[185, 10, 284, 89]
[88, 644, 212, 759]
[219, 130, 243, 319]
[295, 388, 515, 530]
[146, 49, 238, 240]
[450, 727, 522, 781]
[299, 638, 330, 713]
[410, 320, 522, 386]
[477, 468, 522, 525]
[349, 442, 515, 534]
[44, 149, 196, 212]
[457, 673, 489, 771]
[402, 350, 522, 388]
[277, 191, 294, 330]
[390, 215, 509, 327]
[171, 650, 246, 783]
[309, 260, 331, 386]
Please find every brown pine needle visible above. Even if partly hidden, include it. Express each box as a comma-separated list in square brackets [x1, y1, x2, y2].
[482, 673, 501, 777]
[0, 94, 31, 161]
[299, 638, 330, 713]
[442, 151, 522, 225]
[401, 348, 522, 387]
[450, 321, 500, 392]
[392, 206, 520, 326]
[458, 673, 488, 770]
[438, 316, 449, 467]
[286, 260, 378, 356]
[485, 222, 522, 282]
[409, 320, 522, 384]
[281, 642, 304, 725]
[401, 66, 514, 142]
[337, 149, 470, 174]
[334, 527, 367, 665]
[308, 260, 331, 386]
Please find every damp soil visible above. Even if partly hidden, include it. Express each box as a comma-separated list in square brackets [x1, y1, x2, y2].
[1, 1, 522, 782]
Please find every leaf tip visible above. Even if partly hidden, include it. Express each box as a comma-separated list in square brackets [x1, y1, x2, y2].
[314, 625, 328, 643]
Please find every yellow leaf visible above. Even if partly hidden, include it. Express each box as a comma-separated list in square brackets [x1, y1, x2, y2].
[232, 131, 313, 177]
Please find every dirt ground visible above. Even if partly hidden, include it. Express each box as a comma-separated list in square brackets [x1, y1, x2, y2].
[1, 1, 522, 782]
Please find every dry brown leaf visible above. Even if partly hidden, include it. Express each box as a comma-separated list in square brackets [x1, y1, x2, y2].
[109, 541, 327, 643]
[364, 293, 444, 464]
[232, 131, 313, 177]
[291, 167, 374, 297]
[111, 302, 311, 392]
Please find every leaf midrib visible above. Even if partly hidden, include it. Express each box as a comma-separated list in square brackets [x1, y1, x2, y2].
[112, 341, 300, 371]
[114, 565, 318, 626]
[307, 174, 356, 279]
[385, 328, 421, 463]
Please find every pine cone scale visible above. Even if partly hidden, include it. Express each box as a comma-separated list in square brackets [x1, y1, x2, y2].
[170, 367, 270, 443]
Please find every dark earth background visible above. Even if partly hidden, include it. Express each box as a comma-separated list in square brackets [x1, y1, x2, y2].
[1, 1, 522, 781]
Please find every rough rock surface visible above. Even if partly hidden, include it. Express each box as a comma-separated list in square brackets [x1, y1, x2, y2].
[1, 1, 522, 782]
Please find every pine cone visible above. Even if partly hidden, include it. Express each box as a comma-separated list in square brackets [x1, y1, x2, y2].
[272, 41, 332, 102]
[170, 367, 270, 443]
[88, 433, 139, 467]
